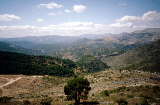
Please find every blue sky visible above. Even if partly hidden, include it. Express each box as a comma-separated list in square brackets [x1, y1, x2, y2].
[0, 0, 160, 37]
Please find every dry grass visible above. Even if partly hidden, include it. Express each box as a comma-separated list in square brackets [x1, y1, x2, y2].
[0, 70, 159, 105]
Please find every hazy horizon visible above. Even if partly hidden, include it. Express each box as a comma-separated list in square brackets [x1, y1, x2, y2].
[0, 0, 160, 37]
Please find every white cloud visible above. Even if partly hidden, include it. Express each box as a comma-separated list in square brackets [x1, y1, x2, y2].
[0, 14, 21, 21]
[117, 11, 160, 23]
[116, 16, 141, 23]
[110, 22, 133, 28]
[0, 11, 160, 38]
[48, 11, 63, 16]
[36, 18, 44, 22]
[64, 9, 72, 13]
[142, 11, 160, 21]
[38, 2, 63, 9]
[73, 5, 87, 13]
[0, 22, 108, 37]
[113, 11, 160, 28]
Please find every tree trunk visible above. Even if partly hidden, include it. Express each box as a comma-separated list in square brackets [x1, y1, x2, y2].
[75, 97, 79, 105]
[75, 92, 80, 105]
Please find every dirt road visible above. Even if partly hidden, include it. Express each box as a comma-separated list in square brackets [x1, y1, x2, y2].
[0, 77, 22, 88]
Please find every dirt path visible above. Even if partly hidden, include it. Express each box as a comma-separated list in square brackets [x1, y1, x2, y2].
[0, 77, 22, 88]
[0, 77, 10, 81]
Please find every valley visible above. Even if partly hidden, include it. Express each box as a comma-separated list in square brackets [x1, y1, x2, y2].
[0, 28, 160, 72]
[0, 28, 160, 105]
[1, 0, 160, 104]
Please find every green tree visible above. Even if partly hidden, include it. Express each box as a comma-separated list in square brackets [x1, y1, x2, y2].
[64, 77, 91, 105]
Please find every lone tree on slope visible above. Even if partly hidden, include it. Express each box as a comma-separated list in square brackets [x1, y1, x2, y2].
[64, 77, 91, 105]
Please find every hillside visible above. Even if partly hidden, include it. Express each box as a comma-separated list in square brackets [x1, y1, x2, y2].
[103, 39, 160, 72]
[76, 55, 109, 72]
[0, 41, 36, 55]
[115, 28, 160, 45]
[0, 28, 160, 73]
[0, 29, 160, 104]
[0, 28, 160, 61]
[0, 36, 80, 56]
[55, 28, 160, 60]
[0, 51, 76, 76]
[0, 69, 159, 105]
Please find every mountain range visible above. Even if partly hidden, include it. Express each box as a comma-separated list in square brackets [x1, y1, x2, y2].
[0, 28, 160, 72]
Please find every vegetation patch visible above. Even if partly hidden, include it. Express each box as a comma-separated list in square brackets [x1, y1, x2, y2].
[0, 96, 13, 103]
[0, 51, 76, 76]
[99, 85, 160, 105]
[77, 55, 109, 72]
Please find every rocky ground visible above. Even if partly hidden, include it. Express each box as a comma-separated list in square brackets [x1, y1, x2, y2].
[0, 70, 159, 105]
[86, 70, 160, 95]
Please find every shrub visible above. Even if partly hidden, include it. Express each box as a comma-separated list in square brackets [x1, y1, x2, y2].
[127, 94, 134, 98]
[101, 90, 110, 96]
[23, 100, 31, 105]
[139, 98, 149, 105]
[109, 86, 128, 94]
[0, 89, 3, 96]
[0, 96, 12, 103]
[40, 97, 52, 105]
[116, 98, 128, 105]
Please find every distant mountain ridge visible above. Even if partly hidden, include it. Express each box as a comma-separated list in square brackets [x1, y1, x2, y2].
[0, 41, 33, 54]
[0, 28, 160, 69]
[103, 39, 160, 72]
[56, 28, 160, 60]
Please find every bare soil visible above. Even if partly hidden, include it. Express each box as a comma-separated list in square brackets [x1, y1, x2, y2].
[0, 70, 159, 105]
